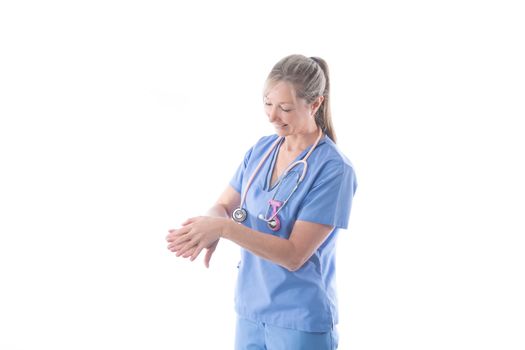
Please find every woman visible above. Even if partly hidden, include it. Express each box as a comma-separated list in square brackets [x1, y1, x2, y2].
[166, 54, 357, 350]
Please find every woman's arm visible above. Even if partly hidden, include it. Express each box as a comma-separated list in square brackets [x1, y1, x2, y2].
[223, 219, 333, 271]
[207, 185, 240, 219]
[169, 216, 333, 272]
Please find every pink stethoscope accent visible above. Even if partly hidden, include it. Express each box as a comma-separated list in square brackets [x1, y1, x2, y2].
[232, 129, 323, 231]
[267, 199, 282, 231]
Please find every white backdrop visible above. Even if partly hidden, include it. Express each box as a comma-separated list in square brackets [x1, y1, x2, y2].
[1, 1, 524, 349]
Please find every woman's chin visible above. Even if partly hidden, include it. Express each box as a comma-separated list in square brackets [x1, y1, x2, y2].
[274, 125, 289, 136]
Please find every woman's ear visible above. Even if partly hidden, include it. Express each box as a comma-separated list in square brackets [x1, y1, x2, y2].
[310, 96, 325, 116]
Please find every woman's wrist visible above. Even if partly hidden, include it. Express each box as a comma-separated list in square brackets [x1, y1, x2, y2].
[220, 218, 233, 238]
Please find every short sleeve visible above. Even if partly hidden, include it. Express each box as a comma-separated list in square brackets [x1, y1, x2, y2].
[229, 146, 254, 194]
[296, 161, 357, 229]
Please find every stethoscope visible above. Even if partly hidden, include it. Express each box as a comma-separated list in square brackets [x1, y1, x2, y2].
[232, 129, 323, 231]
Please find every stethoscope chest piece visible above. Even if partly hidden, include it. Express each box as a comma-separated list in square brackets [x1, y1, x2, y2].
[232, 208, 247, 223]
[267, 218, 280, 231]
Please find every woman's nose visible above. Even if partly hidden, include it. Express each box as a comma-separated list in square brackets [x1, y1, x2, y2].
[267, 107, 278, 122]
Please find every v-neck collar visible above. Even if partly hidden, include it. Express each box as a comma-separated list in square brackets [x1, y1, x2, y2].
[263, 135, 326, 192]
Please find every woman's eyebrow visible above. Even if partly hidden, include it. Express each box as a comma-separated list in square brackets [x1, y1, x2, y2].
[263, 97, 294, 105]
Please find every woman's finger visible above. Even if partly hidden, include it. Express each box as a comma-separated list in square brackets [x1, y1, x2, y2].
[181, 217, 198, 226]
[180, 247, 196, 258]
[190, 245, 205, 262]
[168, 241, 184, 250]
[167, 224, 192, 241]
[182, 247, 196, 259]
[204, 243, 217, 268]
[176, 240, 197, 257]
[167, 242, 181, 251]
[169, 241, 188, 252]
[166, 230, 180, 242]
[175, 224, 192, 236]
[172, 232, 193, 246]
[204, 249, 213, 268]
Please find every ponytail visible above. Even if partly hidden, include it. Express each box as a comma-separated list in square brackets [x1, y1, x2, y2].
[309, 57, 336, 143]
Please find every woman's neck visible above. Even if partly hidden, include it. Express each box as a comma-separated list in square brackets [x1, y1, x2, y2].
[282, 126, 321, 153]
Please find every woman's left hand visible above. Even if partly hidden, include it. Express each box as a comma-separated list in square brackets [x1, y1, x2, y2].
[166, 216, 227, 262]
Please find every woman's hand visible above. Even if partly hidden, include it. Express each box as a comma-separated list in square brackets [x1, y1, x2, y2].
[166, 216, 227, 263]
[203, 239, 219, 268]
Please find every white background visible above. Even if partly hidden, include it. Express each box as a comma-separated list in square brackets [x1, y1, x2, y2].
[1, 1, 524, 349]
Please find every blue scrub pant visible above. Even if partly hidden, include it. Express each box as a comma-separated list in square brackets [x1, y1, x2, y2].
[234, 316, 338, 350]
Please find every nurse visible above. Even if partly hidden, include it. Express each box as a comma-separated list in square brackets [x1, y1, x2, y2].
[166, 54, 357, 350]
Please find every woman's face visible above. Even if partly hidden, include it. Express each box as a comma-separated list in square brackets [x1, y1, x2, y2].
[263, 81, 321, 137]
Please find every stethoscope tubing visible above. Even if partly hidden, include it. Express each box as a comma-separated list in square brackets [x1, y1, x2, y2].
[262, 160, 307, 223]
[233, 129, 323, 225]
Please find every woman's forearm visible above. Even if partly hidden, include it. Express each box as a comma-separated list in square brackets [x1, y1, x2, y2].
[221, 219, 299, 271]
[206, 204, 230, 218]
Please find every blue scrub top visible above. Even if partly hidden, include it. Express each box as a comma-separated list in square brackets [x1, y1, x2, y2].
[229, 134, 357, 332]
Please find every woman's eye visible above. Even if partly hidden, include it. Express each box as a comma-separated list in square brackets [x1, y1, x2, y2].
[264, 102, 291, 112]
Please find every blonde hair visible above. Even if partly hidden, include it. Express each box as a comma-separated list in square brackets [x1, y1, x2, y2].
[264, 54, 336, 143]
